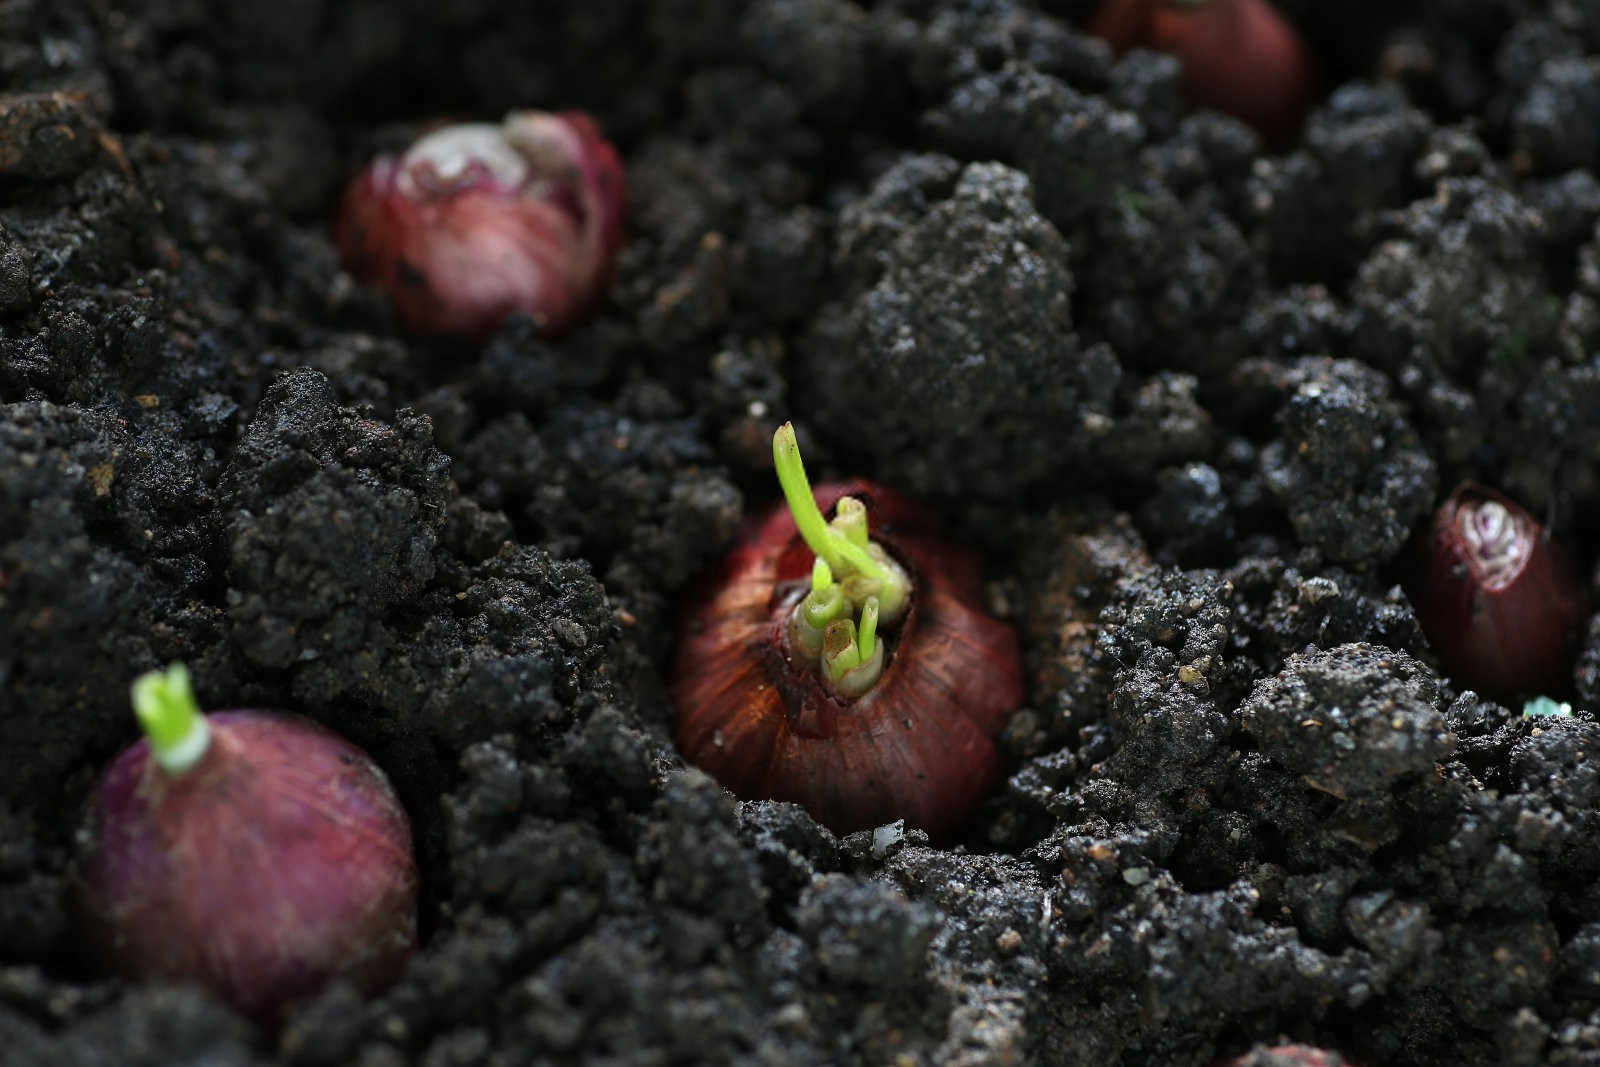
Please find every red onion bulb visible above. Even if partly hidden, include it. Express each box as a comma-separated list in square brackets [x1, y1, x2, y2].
[77, 665, 418, 1021]
[1415, 483, 1587, 698]
[674, 425, 1022, 837]
[336, 110, 626, 339]
[1089, 0, 1314, 142]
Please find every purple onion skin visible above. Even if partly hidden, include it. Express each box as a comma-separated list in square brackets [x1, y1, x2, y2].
[1416, 483, 1588, 699]
[78, 711, 418, 1022]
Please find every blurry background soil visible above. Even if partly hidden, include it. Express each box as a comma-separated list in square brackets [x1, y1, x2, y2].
[5, 0, 1600, 1064]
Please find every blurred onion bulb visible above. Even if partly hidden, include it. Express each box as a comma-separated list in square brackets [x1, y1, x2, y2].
[337, 110, 626, 339]
[1416, 484, 1587, 698]
[77, 665, 419, 1021]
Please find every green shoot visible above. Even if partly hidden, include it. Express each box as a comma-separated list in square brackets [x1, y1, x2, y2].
[802, 584, 848, 630]
[773, 423, 909, 697]
[1523, 696, 1572, 718]
[823, 619, 861, 681]
[131, 663, 211, 775]
[811, 556, 833, 593]
[858, 596, 879, 661]
[823, 610, 885, 698]
[831, 497, 869, 547]
[773, 424, 891, 586]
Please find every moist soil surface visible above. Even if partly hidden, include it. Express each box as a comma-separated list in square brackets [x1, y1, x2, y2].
[4, 2, 1600, 1065]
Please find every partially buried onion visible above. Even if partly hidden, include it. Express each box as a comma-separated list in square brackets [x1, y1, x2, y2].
[1088, 0, 1314, 142]
[337, 109, 626, 339]
[1415, 483, 1587, 698]
[673, 424, 1022, 838]
[77, 665, 418, 1022]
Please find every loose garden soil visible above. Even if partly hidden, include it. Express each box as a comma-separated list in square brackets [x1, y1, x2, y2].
[6, 2, 1600, 1064]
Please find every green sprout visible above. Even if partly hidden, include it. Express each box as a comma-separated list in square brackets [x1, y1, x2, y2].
[857, 596, 879, 661]
[1523, 696, 1572, 719]
[131, 663, 211, 775]
[773, 423, 908, 619]
[811, 556, 832, 592]
[789, 557, 848, 659]
[831, 496, 869, 547]
[823, 619, 861, 681]
[773, 424, 902, 697]
[801, 583, 848, 630]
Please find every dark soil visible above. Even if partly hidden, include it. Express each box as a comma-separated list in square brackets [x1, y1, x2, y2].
[4, 1, 1600, 1064]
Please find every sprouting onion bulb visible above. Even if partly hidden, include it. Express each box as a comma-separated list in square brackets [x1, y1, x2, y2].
[336, 109, 626, 339]
[673, 425, 1022, 837]
[773, 423, 910, 697]
[77, 665, 419, 1022]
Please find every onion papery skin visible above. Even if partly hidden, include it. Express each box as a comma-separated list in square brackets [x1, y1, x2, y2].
[336, 111, 625, 339]
[1416, 483, 1587, 699]
[674, 480, 1022, 838]
[79, 711, 419, 1022]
